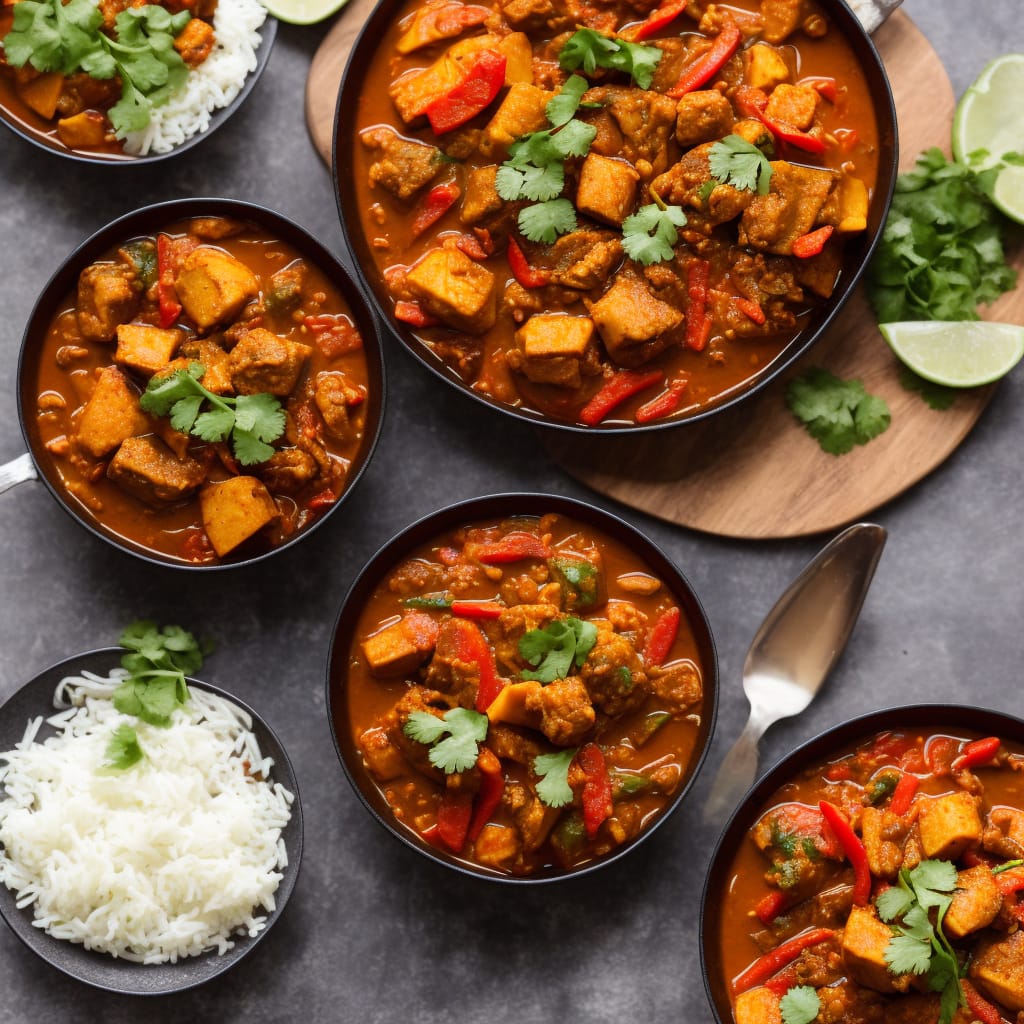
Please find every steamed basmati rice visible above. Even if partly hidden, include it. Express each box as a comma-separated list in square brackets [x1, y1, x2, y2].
[122, 0, 268, 156]
[0, 669, 294, 964]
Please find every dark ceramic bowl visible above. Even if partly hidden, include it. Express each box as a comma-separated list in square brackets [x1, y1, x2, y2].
[700, 704, 1024, 1022]
[0, 648, 303, 995]
[0, 16, 277, 163]
[326, 492, 719, 882]
[3, 197, 386, 570]
[332, 0, 898, 433]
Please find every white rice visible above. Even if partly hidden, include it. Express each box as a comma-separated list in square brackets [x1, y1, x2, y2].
[122, 0, 268, 156]
[0, 669, 294, 964]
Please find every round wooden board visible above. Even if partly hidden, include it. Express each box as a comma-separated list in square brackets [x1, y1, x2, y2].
[305, 11, 1024, 539]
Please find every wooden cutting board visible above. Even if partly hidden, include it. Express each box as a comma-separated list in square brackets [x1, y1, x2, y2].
[305, 11, 1024, 539]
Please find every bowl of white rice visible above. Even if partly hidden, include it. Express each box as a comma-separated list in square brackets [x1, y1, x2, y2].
[0, 647, 302, 994]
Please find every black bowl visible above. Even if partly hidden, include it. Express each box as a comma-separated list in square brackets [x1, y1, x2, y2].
[0, 16, 277, 164]
[326, 491, 719, 882]
[9, 196, 386, 570]
[332, 0, 898, 434]
[0, 647, 303, 995]
[699, 703, 1024, 1022]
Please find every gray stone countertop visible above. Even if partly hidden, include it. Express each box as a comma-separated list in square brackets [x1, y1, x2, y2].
[0, 2, 1021, 1021]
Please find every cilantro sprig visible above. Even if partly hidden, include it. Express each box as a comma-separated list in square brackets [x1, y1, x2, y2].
[140, 362, 286, 466]
[403, 708, 489, 774]
[559, 29, 663, 90]
[2, 0, 192, 136]
[519, 617, 598, 683]
[785, 368, 891, 455]
[621, 189, 687, 265]
[534, 748, 576, 808]
[112, 620, 208, 728]
[704, 134, 774, 197]
[876, 859, 964, 1024]
[103, 724, 144, 771]
[779, 986, 820, 1024]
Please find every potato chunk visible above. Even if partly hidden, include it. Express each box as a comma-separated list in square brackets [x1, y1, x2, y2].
[199, 475, 279, 556]
[743, 43, 790, 91]
[114, 324, 182, 376]
[406, 247, 496, 333]
[107, 436, 206, 505]
[473, 823, 521, 869]
[77, 263, 139, 343]
[361, 612, 440, 678]
[75, 366, 149, 459]
[460, 165, 504, 225]
[482, 82, 552, 157]
[764, 83, 819, 131]
[734, 988, 782, 1024]
[174, 247, 259, 331]
[842, 905, 912, 994]
[228, 328, 312, 396]
[918, 791, 983, 861]
[970, 932, 1024, 1011]
[575, 154, 640, 227]
[588, 273, 683, 364]
[511, 314, 595, 388]
[944, 864, 1001, 939]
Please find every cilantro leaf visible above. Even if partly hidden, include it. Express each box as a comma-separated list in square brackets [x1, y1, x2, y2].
[785, 368, 891, 455]
[518, 198, 577, 244]
[404, 708, 489, 774]
[899, 365, 956, 410]
[104, 724, 144, 771]
[549, 118, 596, 158]
[621, 202, 687, 265]
[545, 73, 588, 128]
[885, 931, 933, 975]
[519, 617, 598, 682]
[559, 29, 663, 89]
[779, 986, 820, 1024]
[497, 161, 565, 202]
[707, 134, 774, 195]
[534, 748, 576, 807]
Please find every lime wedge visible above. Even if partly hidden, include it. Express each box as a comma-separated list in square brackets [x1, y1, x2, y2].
[880, 321, 1024, 388]
[261, 0, 350, 25]
[952, 53, 1024, 170]
[992, 163, 1024, 224]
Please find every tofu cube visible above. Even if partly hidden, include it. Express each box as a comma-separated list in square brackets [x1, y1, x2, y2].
[765, 83, 819, 131]
[361, 612, 440, 678]
[842, 905, 912, 994]
[969, 932, 1024, 1012]
[460, 166, 503, 226]
[512, 314, 595, 388]
[198, 475, 279, 556]
[228, 328, 312, 396]
[734, 987, 782, 1024]
[406, 247, 496, 333]
[944, 864, 1001, 939]
[838, 176, 869, 233]
[588, 274, 683, 363]
[575, 154, 640, 227]
[743, 43, 790, 91]
[481, 82, 552, 157]
[918, 791, 983, 861]
[75, 366, 149, 459]
[174, 247, 259, 330]
[107, 436, 207, 505]
[675, 90, 735, 148]
[114, 324, 182, 376]
[473, 823, 521, 869]
[76, 263, 140, 343]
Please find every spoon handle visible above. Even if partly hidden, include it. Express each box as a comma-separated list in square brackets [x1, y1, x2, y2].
[702, 714, 763, 826]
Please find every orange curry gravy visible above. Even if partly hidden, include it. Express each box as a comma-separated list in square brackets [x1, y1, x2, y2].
[345, 513, 707, 876]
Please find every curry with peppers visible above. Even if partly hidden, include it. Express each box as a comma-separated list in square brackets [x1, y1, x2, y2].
[718, 727, 1024, 1024]
[29, 215, 371, 564]
[342, 512, 707, 876]
[349, 0, 880, 426]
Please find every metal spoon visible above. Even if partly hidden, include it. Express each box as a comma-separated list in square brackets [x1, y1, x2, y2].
[702, 522, 887, 825]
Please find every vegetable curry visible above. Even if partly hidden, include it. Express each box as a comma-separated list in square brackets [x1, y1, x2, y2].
[343, 513, 707, 876]
[719, 728, 1024, 1024]
[351, 0, 880, 426]
[29, 216, 371, 565]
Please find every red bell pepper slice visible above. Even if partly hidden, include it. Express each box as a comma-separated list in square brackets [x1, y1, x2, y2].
[436, 790, 474, 853]
[666, 21, 741, 98]
[887, 771, 919, 817]
[156, 234, 182, 329]
[735, 85, 769, 118]
[305, 487, 337, 512]
[448, 618, 504, 711]
[755, 889, 792, 926]
[304, 314, 364, 357]
[394, 300, 440, 327]
[961, 981, 1005, 1024]
[925, 735, 959, 777]
[800, 75, 839, 103]
[456, 234, 489, 260]
[467, 747, 504, 841]
[579, 743, 613, 839]
[471, 531, 552, 564]
[995, 867, 1024, 897]
[450, 600, 504, 620]
[646, 606, 680, 666]
[411, 182, 461, 239]
[635, 378, 689, 423]
[732, 928, 834, 994]
[735, 297, 765, 325]
[952, 735, 1001, 772]
[507, 236, 551, 288]
[762, 965, 799, 997]
[791, 225, 835, 258]
[579, 369, 662, 426]
[686, 259, 711, 351]
[760, 113, 827, 154]
[423, 49, 506, 135]
[819, 800, 871, 905]
[630, 0, 687, 40]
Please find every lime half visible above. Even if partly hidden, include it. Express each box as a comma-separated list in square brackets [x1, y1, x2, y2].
[953, 54, 1024, 169]
[880, 321, 1024, 388]
[261, 0, 350, 25]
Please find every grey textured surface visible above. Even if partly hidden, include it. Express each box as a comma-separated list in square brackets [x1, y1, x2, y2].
[0, 2, 1022, 1021]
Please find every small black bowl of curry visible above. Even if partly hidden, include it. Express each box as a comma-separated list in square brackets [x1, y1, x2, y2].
[333, 0, 897, 431]
[701, 705, 1024, 1024]
[326, 492, 718, 881]
[3, 198, 386, 568]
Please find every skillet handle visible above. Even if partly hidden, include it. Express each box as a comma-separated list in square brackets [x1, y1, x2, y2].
[0, 452, 38, 493]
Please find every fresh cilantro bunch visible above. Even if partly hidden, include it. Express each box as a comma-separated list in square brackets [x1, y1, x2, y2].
[877, 859, 964, 1024]
[705, 134, 773, 196]
[559, 29, 663, 90]
[866, 147, 1017, 324]
[2, 0, 192, 136]
[141, 362, 286, 466]
[621, 198, 687, 265]
[104, 723, 145, 771]
[519, 617, 598, 683]
[404, 708, 489, 774]
[785, 368, 891, 455]
[779, 986, 820, 1024]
